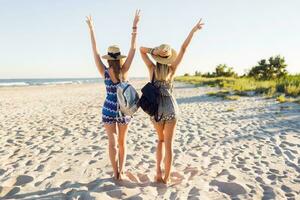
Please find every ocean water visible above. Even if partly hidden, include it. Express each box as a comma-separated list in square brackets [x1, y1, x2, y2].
[0, 78, 102, 87]
[0, 77, 146, 87]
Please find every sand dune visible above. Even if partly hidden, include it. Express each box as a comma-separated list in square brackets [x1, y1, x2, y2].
[0, 80, 300, 199]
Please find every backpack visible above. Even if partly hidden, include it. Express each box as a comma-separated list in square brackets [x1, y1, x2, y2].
[117, 82, 139, 116]
[139, 71, 162, 121]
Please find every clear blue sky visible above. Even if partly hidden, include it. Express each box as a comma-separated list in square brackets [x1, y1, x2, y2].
[0, 0, 299, 78]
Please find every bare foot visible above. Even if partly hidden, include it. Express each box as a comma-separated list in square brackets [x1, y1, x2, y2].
[155, 175, 164, 183]
[118, 171, 125, 180]
[162, 176, 170, 184]
[155, 169, 163, 182]
[113, 171, 119, 180]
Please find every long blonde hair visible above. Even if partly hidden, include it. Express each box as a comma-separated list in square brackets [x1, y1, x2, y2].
[154, 62, 172, 81]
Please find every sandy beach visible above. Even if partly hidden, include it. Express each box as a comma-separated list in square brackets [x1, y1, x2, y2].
[0, 80, 300, 200]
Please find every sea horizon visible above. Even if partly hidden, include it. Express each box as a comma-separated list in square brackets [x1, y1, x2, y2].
[0, 77, 147, 87]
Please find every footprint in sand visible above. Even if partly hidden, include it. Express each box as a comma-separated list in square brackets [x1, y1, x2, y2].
[283, 150, 296, 161]
[228, 174, 236, 181]
[209, 180, 246, 197]
[93, 151, 102, 158]
[267, 174, 277, 181]
[14, 175, 34, 186]
[202, 152, 209, 157]
[63, 167, 72, 173]
[88, 160, 97, 165]
[255, 177, 265, 184]
[125, 171, 139, 183]
[0, 169, 6, 176]
[187, 186, 201, 199]
[41, 156, 52, 163]
[270, 170, 280, 178]
[8, 149, 20, 159]
[35, 164, 44, 172]
[25, 160, 33, 166]
[6, 139, 14, 144]
[137, 173, 150, 183]
[183, 166, 199, 180]
[170, 172, 184, 185]
[150, 147, 156, 153]
[34, 170, 57, 187]
[261, 185, 276, 200]
[189, 152, 198, 157]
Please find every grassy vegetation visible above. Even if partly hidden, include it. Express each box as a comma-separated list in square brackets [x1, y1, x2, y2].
[276, 95, 286, 103]
[224, 95, 240, 101]
[276, 95, 295, 103]
[175, 75, 300, 103]
[206, 90, 240, 101]
[206, 90, 229, 98]
[226, 107, 235, 112]
[295, 100, 300, 105]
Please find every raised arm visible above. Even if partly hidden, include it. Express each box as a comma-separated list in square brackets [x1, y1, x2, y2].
[122, 10, 141, 73]
[86, 15, 106, 77]
[170, 19, 205, 72]
[139, 47, 156, 74]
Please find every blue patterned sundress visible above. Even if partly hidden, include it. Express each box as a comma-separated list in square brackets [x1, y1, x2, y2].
[102, 68, 131, 124]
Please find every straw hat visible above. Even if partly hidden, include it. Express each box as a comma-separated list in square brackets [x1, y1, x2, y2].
[151, 44, 177, 65]
[102, 45, 127, 60]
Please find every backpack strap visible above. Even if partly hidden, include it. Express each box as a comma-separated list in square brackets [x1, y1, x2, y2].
[151, 68, 155, 83]
[151, 66, 163, 122]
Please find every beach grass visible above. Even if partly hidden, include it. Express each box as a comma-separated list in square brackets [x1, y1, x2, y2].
[276, 95, 295, 103]
[224, 95, 240, 101]
[276, 95, 287, 103]
[176, 75, 300, 98]
[295, 99, 300, 105]
[206, 90, 240, 101]
[226, 107, 235, 112]
[206, 90, 229, 97]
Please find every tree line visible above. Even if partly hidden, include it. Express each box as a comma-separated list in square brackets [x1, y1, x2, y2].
[186, 55, 288, 80]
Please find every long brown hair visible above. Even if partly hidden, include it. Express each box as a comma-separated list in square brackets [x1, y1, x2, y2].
[108, 59, 124, 82]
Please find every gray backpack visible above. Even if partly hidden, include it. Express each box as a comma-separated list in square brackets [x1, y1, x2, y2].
[117, 82, 139, 116]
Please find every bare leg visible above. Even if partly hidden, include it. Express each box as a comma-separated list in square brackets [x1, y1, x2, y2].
[163, 119, 177, 184]
[104, 123, 119, 179]
[117, 123, 129, 180]
[153, 121, 165, 182]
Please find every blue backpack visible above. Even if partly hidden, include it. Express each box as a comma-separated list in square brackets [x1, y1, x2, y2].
[117, 82, 139, 116]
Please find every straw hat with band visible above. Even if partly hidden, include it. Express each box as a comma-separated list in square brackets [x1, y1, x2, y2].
[102, 45, 127, 60]
[150, 44, 177, 65]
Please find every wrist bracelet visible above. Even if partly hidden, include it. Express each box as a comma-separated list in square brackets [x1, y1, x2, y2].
[132, 26, 137, 29]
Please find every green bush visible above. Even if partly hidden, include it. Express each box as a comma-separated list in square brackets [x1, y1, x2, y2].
[285, 85, 300, 97]
[198, 64, 237, 78]
[248, 55, 287, 80]
[215, 64, 237, 77]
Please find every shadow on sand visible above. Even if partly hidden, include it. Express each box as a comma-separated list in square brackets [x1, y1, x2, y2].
[3, 177, 170, 200]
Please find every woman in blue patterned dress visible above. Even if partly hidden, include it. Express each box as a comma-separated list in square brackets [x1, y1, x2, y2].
[86, 10, 140, 180]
